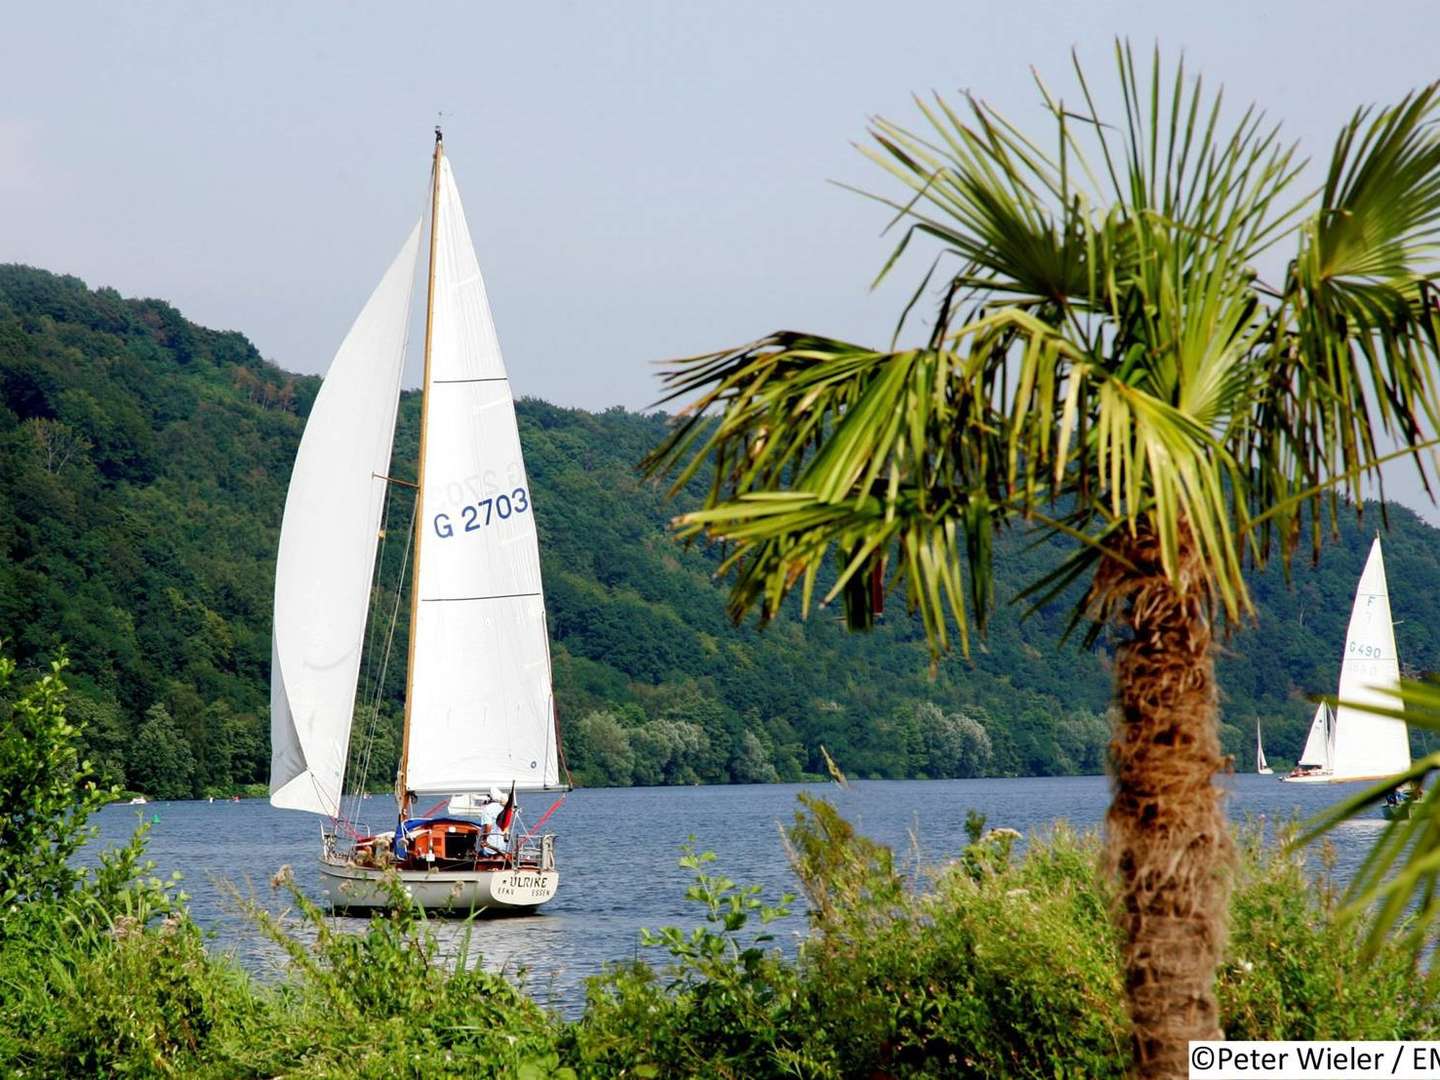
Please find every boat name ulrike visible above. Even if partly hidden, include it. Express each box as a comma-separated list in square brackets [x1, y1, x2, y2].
[495, 874, 554, 897]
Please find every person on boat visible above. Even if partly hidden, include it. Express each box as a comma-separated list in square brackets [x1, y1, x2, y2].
[478, 786, 509, 857]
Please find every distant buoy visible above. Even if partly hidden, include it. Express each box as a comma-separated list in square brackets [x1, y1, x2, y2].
[150, 814, 160, 824]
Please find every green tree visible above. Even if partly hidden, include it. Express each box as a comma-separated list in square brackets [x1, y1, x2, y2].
[127, 703, 197, 800]
[67, 691, 130, 790]
[732, 730, 781, 784]
[570, 710, 636, 787]
[914, 702, 993, 778]
[630, 716, 711, 786]
[644, 47, 1440, 1076]
[0, 653, 110, 906]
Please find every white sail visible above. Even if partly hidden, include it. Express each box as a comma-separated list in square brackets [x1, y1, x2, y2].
[1297, 703, 1332, 770]
[270, 224, 421, 816]
[1255, 721, 1270, 773]
[405, 158, 561, 795]
[1328, 538, 1409, 782]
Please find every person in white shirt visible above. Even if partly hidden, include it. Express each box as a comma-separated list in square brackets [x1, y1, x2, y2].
[478, 786, 509, 857]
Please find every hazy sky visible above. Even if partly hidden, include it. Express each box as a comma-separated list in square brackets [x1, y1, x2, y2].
[5, 2, 1440, 513]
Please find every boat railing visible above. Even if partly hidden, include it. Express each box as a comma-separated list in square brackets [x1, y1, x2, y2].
[509, 832, 556, 871]
[323, 824, 383, 861]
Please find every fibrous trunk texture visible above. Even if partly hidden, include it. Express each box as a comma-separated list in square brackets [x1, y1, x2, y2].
[1095, 525, 1232, 1079]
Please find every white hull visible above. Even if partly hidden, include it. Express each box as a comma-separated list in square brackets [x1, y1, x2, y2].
[320, 856, 558, 914]
[1257, 767, 1274, 775]
[1280, 772, 1398, 784]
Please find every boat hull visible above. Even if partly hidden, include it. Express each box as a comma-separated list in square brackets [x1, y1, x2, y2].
[320, 857, 559, 914]
[1281, 772, 1400, 784]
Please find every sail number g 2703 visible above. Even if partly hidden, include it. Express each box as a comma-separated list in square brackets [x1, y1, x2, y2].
[434, 488, 530, 538]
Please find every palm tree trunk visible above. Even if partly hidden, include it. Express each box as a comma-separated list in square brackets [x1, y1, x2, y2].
[1096, 525, 1232, 1079]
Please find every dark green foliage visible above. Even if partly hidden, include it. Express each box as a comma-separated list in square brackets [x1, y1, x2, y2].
[3, 264, 1440, 793]
[128, 703, 199, 800]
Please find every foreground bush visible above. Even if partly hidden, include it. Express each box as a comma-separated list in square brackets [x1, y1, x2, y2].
[570, 801, 1440, 1078]
[9, 807, 1438, 1078]
[569, 802, 1129, 1078]
[1222, 830, 1438, 1042]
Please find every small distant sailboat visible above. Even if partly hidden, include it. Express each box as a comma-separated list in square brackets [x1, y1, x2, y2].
[269, 129, 566, 912]
[1291, 701, 1336, 777]
[1255, 721, 1273, 775]
[1283, 537, 1410, 783]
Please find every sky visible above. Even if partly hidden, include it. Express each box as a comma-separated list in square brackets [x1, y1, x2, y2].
[4, 1, 1440, 515]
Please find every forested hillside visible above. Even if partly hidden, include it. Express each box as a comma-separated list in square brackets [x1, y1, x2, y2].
[3, 264, 1440, 797]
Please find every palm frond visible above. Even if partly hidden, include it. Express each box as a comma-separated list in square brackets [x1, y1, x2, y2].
[643, 47, 1440, 664]
[1268, 82, 1440, 550]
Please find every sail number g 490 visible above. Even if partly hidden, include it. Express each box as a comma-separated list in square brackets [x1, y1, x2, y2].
[1347, 640, 1384, 658]
[434, 488, 530, 538]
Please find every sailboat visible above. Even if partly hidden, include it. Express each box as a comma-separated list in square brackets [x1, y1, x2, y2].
[1285, 701, 1335, 779]
[1282, 537, 1410, 784]
[1255, 721, 1273, 775]
[269, 129, 566, 912]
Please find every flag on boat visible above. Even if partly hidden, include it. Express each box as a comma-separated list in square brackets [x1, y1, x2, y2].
[499, 781, 517, 833]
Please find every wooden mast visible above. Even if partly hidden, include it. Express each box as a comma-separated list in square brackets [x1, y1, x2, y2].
[397, 126, 444, 816]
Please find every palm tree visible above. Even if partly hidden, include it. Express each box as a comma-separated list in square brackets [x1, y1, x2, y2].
[643, 45, 1440, 1078]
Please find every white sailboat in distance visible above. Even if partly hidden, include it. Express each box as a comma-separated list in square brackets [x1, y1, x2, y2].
[1283, 537, 1409, 784]
[1290, 702, 1335, 777]
[270, 129, 567, 912]
[1255, 721, 1273, 775]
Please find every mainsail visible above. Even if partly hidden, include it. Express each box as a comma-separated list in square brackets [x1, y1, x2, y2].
[1255, 721, 1269, 773]
[404, 157, 561, 795]
[1328, 538, 1409, 782]
[1297, 703, 1333, 771]
[270, 224, 422, 816]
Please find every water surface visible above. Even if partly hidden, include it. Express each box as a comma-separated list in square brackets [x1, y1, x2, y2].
[90, 774, 1387, 1013]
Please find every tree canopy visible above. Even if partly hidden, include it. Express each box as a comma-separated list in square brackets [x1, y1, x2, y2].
[1, 263, 1439, 795]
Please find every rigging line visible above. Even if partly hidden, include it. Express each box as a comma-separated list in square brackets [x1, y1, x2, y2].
[335, 179, 431, 835]
[354, 500, 416, 818]
[347, 482, 392, 822]
[356, 479, 394, 748]
[341, 480, 394, 831]
[347, 492, 418, 829]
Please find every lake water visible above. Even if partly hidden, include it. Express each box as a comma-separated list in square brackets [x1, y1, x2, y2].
[89, 774, 1389, 1014]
